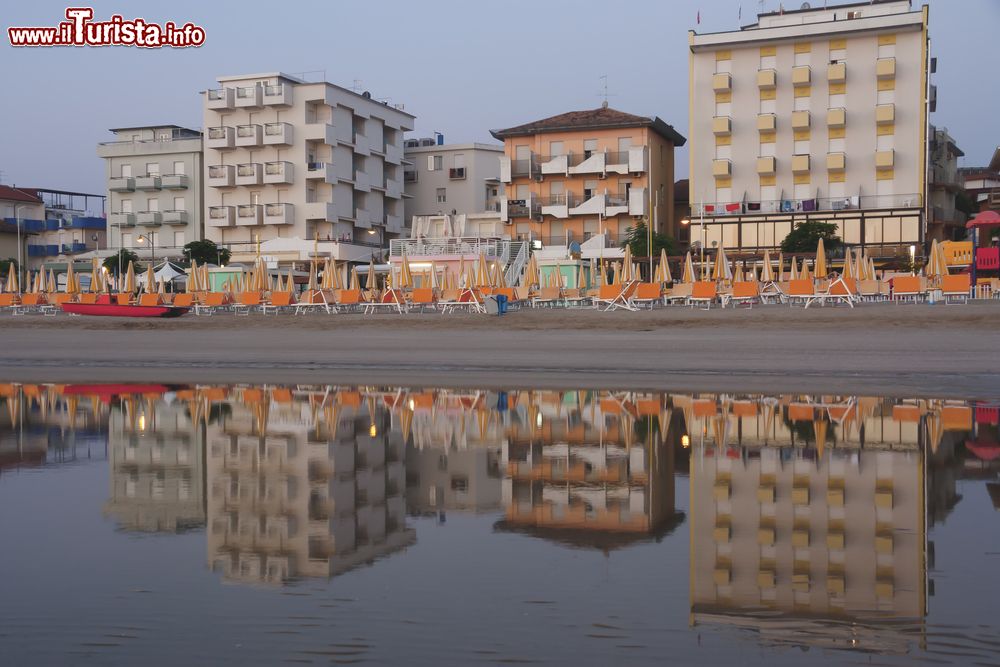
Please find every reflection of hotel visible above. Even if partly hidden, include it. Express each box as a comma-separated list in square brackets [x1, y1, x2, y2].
[103, 397, 206, 533]
[686, 394, 930, 652]
[497, 391, 681, 548]
[205, 388, 413, 584]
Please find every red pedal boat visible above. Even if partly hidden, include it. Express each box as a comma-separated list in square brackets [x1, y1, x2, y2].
[60, 295, 190, 318]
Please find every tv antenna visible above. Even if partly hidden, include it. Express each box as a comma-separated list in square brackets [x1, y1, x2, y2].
[597, 75, 616, 107]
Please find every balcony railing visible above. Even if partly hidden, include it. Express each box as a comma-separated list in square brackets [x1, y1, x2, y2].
[691, 193, 923, 217]
[403, 170, 417, 182]
[448, 167, 466, 180]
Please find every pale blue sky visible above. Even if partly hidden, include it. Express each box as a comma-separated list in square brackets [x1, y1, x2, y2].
[1, 0, 996, 200]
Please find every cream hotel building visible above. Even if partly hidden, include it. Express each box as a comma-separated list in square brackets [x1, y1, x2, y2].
[688, 0, 931, 255]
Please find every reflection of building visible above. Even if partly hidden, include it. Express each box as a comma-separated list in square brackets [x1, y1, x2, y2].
[206, 388, 413, 584]
[496, 391, 682, 549]
[103, 397, 206, 533]
[687, 394, 927, 653]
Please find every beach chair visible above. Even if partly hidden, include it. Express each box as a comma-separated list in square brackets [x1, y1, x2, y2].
[664, 283, 692, 305]
[78, 293, 99, 305]
[410, 287, 438, 313]
[234, 291, 263, 315]
[820, 277, 857, 308]
[173, 293, 195, 309]
[561, 287, 590, 308]
[688, 281, 718, 310]
[592, 284, 622, 310]
[727, 281, 760, 308]
[632, 282, 663, 309]
[604, 281, 640, 311]
[0, 293, 20, 314]
[859, 279, 882, 302]
[364, 288, 408, 314]
[438, 288, 463, 313]
[786, 279, 815, 307]
[115, 293, 133, 306]
[16, 292, 48, 315]
[941, 274, 971, 304]
[195, 291, 231, 316]
[533, 287, 562, 308]
[139, 293, 163, 307]
[262, 291, 296, 314]
[334, 289, 364, 313]
[294, 289, 332, 314]
[513, 286, 532, 306]
[892, 276, 925, 303]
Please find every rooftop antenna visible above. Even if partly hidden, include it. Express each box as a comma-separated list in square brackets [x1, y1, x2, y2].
[597, 75, 616, 108]
[352, 79, 363, 93]
[0, 170, 5, 185]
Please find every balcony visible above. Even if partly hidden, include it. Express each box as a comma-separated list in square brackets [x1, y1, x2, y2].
[628, 187, 648, 216]
[791, 110, 811, 130]
[62, 242, 87, 254]
[826, 152, 846, 171]
[208, 164, 235, 188]
[136, 211, 163, 226]
[109, 176, 135, 192]
[827, 61, 847, 84]
[540, 154, 568, 176]
[876, 103, 895, 125]
[540, 193, 573, 219]
[263, 122, 293, 146]
[569, 193, 607, 216]
[827, 107, 846, 128]
[712, 116, 732, 136]
[264, 203, 293, 225]
[161, 174, 188, 189]
[303, 201, 336, 221]
[208, 206, 235, 227]
[712, 159, 732, 178]
[262, 83, 292, 106]
[712, 72, 732, 92]
[402, 169, 417, 182]
[302, 122, 336, 145]
[207, 87, 234, 110]
[567, 152, 604, 176]
[234, 84, 262, 108]
[163, 209, 189, 225]
[235, 163, 262, 186]
[385, 142, 403, 165]
[109, 212, 135, 227]
[606, 191, 629, 216]
[449, 167, 466, 180]
[875, 149, 895, 169]
[306, 162, 334, 183]
[502, 198, 541, 221]
[757, 68, 776, 89]
[263, 161, 294, 185]
[792, 154, 810, 174]
[876, 57, 896, 80]
[511, 154, 541, 178]
[236, 204, 263, 226]
[757, 156, 776, 175]
[792, 65, 811, 87]
[235, 124, 263, 147]
[757, 113, 776, 132]
[206, 126, 235, 150]
[135, 174, 161, 190]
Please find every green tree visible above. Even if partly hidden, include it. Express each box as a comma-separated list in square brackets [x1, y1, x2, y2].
[621, 220, 676, 258]
[0, 258, 19, 275]
[183, 239, 230, 266]
[955, 190, 978, 220]
[103, 249, 140, 277]
[780, 221, 843, 254]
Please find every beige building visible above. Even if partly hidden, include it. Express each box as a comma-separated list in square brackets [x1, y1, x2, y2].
[403, 138, 504, 222]
[202, 73, 414, 266]
[97, 125, 204, 261]
[688, 0, 931, 256]
[0, 186, 44, 265]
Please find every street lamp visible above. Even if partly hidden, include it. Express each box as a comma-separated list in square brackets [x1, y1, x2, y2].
[137, 233, 155, 268]
[367, 225, 384, 261]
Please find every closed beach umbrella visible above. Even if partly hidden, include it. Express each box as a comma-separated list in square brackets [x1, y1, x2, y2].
[430, 261, 439, 290]
[799, 257, 811, 282]
[5, 262, 18, 293]
[682, 252, 696, 283]
[658, 248, 672, 284]
[46, 268, 56, 293]
[65, 261, 77, 294]
[351, 265, 361, 291]
[475, 252, 489, 288]
[457, 257, 467, 286]
[789, 256, 799, 281]
[124, 261, 136, 293]
[187, 260, 199, 293]
[926, 239, 942, 279]
[815, 238, 828, 278]
[400, 250, 414, 289]
[366, 258, 376, 294]
[306, 258, 318, 293]
[157, 277, 165, 295]
[760, 250, 774, 282]
[90, 258, 103, 293]
[843, 251, 855, 280]
[712, 246, 732, 281]
[814, 418, 828, 458]
[610, 261, 620, 286]
[621, 246, 634, 283]
[144, 263, 155, 294]
[576, 262, 587, 289]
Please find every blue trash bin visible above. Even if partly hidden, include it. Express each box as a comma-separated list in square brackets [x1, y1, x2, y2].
[496, 294, 508, 315]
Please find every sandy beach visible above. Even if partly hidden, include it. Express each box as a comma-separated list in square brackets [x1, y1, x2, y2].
[0, 302, 998, 398]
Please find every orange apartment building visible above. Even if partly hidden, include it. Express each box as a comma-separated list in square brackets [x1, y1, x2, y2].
[491, 105, 686, 246]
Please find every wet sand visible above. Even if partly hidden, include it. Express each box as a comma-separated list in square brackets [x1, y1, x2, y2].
[0, 302, 998, 398]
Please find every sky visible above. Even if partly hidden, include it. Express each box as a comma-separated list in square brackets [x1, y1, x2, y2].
[1, 0, 997, 203]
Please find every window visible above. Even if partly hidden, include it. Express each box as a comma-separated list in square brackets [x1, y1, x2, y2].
[794, 96, 810, 111]
[793, 184, 811, 200]
[145, 162, 160, 176]
[760, 55, 777, 69]
[583, 139, 597, 158]
[716, 187, 732, 203]
[120, 164, 132, 177]
[453, 153, 465, 169]
[829, 137, 846, 152]
[617, 137, 632, 152]
[172, 161, 185, 175]
[549, 141, 564, 156]
[716, 59, 733, 74]
[760, 99, 777, 114]
[428, 155, 443, 171]
[122, 233, 133, 247]
[173, 196, 185, 211]
[515, 145, 530, 161]
[876, 134, 894, 151]
[876, 89, 895, 105]
[583, 219, 600, 236]
[436, 188, 446, 203]
[147, 198, 159, 212]
[794, 52, 810, 67]
[174, 231, 185, 246]
[716, 102, 732, 116]
[877, 44, 895, 58]
[250, 191, 260, 205]
[760, 142, 777, 157]
[584, 180, 598, 199]
[516, 185, 529, 200]
[716, 144, 732, 160]
[794, 140, 810, 154]
[830, 48, 846, 61]
[550, 181, 564, 195]
[829, 93, 846, 107]
[121, 199, 133, 213]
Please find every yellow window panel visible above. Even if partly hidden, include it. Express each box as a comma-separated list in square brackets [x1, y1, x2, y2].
[713, 567, 731, 585]
[829, 38, 846, 49]
[715, 91, 732, 103]
[760, 88, 777, 101]
[828, 126, 846, 139]
[757, 486, 776, 503]
[828, 171, 846, 183]
[716, 134, 732, 146]
[878, 34, 897, 45]
[794, 42, 812, 53]
[827, 532, 845, 550]
[757, 570, 776, 588]
[829, 82, 846, 95]
[760, 131, 776, 143]
[827, 575, 846, 595]
[876, 168, 895, 181]
[794, 86, 812, 98]
[878, 78, 896, 91]
[716, 176, 732, 188]
[793, 129, 811, 141]
[794, 173, 811, 185]
[716, 49, 732, 61]
[876, 123, 895, 136]
[760, 45, 777, 57]
[760, 174, 776, 186]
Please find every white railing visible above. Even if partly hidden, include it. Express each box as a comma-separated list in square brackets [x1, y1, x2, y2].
[389, 237, 510, 260]
[691, 193, 923, 217]
[504, 240, 528, 287]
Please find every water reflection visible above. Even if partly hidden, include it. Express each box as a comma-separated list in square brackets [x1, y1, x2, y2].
[2, 382, 999, 660]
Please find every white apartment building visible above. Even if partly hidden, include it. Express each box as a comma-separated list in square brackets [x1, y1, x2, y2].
[403, 137, 504, 222]
[202, 73, 414, 265]
[689, 0, 931, 256]
[97, 125, 204, 260]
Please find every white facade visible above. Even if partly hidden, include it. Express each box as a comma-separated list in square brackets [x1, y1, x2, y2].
[97, 125, 204, 260]
[403, 140, 503, 222]
[202, 73, 414, 265]
[688, 0, 930, 253]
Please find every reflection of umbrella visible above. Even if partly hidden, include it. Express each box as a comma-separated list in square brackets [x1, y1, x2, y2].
[814, 419, 828, 458]
[760, 250, 774, 282]
[967, 440, 1000, 461]
[815, 238, 828, 278]
[925, 411, 943, 454]
[682, 252, 696, 283]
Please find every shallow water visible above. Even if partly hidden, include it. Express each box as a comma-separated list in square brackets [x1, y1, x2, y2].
[1, 382, 999, 666]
